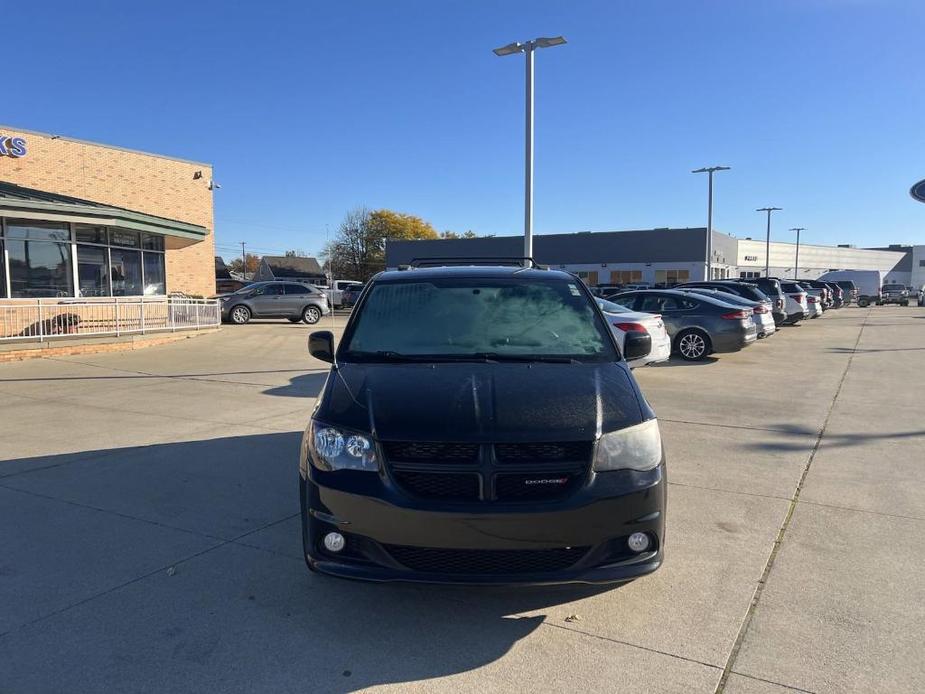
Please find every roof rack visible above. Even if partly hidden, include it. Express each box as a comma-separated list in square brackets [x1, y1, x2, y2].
[406, 257, 544, 269]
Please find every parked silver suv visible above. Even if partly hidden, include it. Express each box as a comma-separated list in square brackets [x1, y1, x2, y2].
[219, 281, 330, 324]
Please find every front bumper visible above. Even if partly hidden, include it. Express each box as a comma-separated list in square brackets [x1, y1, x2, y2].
[300, 464, 666, 585]
[630, 335, 671, 367]
[712, 324, 757, 353]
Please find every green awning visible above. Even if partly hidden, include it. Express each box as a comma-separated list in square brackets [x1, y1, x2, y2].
[0, 181, 208, 241]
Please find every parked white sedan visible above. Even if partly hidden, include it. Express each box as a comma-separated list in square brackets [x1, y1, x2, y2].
[596, 298, 671, 368]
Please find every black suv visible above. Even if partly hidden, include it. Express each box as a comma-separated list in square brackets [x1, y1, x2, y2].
[301, 265, 666, 584]
[738, 277, 788, 325]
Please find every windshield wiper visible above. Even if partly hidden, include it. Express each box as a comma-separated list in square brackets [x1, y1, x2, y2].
[342, 351, 578, 364]
[474, 353, 579, 364]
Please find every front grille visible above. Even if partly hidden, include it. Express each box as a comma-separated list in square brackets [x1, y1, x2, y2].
[383, 440, 592, 503]
[391, 470, 479, 501]
[495, 441, 592, 464]
[495, 472, 584, 501]
[383, 441, 479, 464]
[384, 545, 589, 575]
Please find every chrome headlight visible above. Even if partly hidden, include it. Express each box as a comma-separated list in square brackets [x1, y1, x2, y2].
[593, 419, 662, 472]
[309, 421, 379, 471]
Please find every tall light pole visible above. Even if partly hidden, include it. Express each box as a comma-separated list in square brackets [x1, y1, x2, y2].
[756, 207, 782, 277]
[692, 166, 730, 280]
[493, 36, 567, 265]
[790, 227, 805, 278]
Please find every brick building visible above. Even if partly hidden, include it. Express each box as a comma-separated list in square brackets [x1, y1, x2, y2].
[0, 125, 215, 300]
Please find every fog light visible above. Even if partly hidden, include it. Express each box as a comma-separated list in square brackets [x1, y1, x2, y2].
[627, 532, 651, 553]
[323, 532, 345, 553]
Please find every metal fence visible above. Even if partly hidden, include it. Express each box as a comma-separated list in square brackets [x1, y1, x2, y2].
[0, 297, 221, 342]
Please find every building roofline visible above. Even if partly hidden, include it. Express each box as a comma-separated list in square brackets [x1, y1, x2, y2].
[0, 123, 212, 167]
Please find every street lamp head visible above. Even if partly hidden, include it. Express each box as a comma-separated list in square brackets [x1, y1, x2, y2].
[493, 42, 525, 56]
[692, 165, 731, 174]
[494, 36, 566, 55]
[534, 36, 567, 48]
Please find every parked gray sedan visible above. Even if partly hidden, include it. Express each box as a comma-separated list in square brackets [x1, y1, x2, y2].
[219, 281, 330, 325]
[608, 289, 758, 361]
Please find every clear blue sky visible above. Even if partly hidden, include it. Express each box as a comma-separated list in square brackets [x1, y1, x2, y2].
[6, 0, 924, 261]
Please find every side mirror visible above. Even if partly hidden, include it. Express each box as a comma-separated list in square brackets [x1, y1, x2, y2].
[622, 331, 652, 361]
[308, 330, 335, 363]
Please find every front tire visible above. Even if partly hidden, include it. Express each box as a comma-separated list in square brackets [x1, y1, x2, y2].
[302, 305, 322, 324]
[229, 305, 251, 324]
[858, 297, 870, 307]
[675, 329, 711, 361]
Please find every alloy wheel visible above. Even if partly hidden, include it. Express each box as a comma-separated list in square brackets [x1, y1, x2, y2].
[303, 306, 321, 324]
[231, 306, 250, 324]
[679, 333, 706, 360]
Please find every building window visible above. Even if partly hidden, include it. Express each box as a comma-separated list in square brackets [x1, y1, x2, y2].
[76, 225, 108, 245]
[919, 260, 925, 267]
[740, 271, 760, 279]
[0, 221, 168, 298]
[5, 220, 74, 298]
[143, 252, 166, 295]
[610, 270, 642, 284]
[0, 238, 6, 298]
[110, 248, 144, 296]
[110, 229, 141, 248]
[575, 270, 599, 285]
[77, 245, 110, 297]
[654, 269, 690, 286]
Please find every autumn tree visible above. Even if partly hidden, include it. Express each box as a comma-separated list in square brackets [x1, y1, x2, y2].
[323, 208, 439, 280]
[227, 253, 261, 278]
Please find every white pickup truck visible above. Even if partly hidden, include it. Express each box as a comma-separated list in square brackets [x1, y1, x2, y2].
[314, 279, 362, 308]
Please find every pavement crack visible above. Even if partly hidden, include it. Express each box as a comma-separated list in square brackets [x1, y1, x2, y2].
[728, 671, 816, 693]
[0, 484, 228, 542]
[667, 480, 792, 503]
[540, 620, 723, 672]
[713, 309, 870, 694]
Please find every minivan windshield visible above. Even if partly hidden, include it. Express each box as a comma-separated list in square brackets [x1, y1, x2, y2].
[341, 278, 616, 362]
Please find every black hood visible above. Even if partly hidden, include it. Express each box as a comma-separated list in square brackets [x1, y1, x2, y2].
[314, 362, 644, 443]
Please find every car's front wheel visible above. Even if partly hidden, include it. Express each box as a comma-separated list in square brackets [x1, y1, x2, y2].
[302, 305, 322, 324]
[675, 329, 711, 361]
[229, 305, 251, 324]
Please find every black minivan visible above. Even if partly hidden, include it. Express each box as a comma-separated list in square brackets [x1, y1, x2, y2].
[301, 264, 666, 584]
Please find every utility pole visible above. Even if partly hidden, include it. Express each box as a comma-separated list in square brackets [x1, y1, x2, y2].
[756, 207, 782, 277]
[692, 166, 731, 280]
[493, 36, 567, 265]
[240, 242, 247, 281]
[790, 228, 805, 278]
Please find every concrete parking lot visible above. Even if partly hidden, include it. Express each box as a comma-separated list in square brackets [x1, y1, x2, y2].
[2, 307, 923, 693]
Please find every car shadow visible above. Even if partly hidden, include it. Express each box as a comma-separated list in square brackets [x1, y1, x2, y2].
[262, 372, 329, 398]
[0, 432, 621, 692]
[744, 422, 925, 452]
[649, 355, 719, 367]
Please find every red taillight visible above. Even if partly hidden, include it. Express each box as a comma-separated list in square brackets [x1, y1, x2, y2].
[614, 322, 648, 333]
[790, 293, 806, 302]
[753, 305, 768, 314]
[807, 296, 817, 304]
[721, 310, 750, 320]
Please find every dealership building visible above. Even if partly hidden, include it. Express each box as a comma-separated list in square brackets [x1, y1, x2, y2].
[0, 125, 215, 302]
[386, 228, 923, 288]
